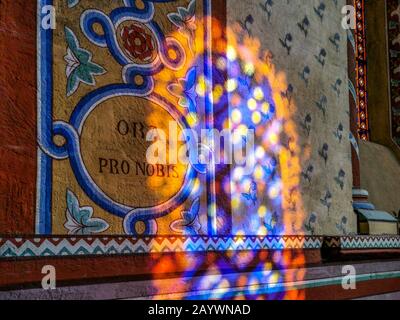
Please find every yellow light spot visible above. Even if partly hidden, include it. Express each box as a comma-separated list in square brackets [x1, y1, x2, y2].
[269, 132, 279, 145]
[231, 197, 240, 209]
[215, 84, 223, 95]
[261, 102, 270, 114]
[227, 46, 237, 61]
[258, 205, 267, 218]
[268, 185, 280, 199]
[212, 84, 224, 102]
[269, 272, 280, 287]
[237, 124, 249, 136]
[196, 76, 206, 96]
[244, 62, 255, 75]
[252, 111, 262, 124]
[254, 87, 264, 100]
[254, 165, 264, 180]
[187, 112, 198, 126]
[257, 226, 268, 236]
[264, 262, 272, 272]
[192, 178, 200, 194]
[231, 108, 242, 124]
[247, 98, 257, 111]
[226, 78, 238, 92]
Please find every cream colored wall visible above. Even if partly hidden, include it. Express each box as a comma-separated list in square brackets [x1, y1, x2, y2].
[227, 0, 355, 235]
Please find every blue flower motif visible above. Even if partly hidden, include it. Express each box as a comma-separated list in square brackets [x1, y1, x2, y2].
[64, 27, 106, 97]
[64, 189, 109, 235]
[336, 215, 348, 235]
[168, 66, 197, 115]
[67, 0, 79, 8]
[305, 212, 317, 235]
[167, 0, 196, 53]
[170, 198, 201, 235]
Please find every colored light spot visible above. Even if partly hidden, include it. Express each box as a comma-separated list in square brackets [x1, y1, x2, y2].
[244, 62, 255, 75]
[216, 56, 227, 70]
[196, 76, 206, 96]
[254, 87, 264, 100]
[268, 184, 280, 199]
[269, 272, 281, 288]
[263, 262, 273, 274]
[227, 46, 237, 61]
[192, 178, 200, 194]
[231, 93, 241, 107]
[258, 205, 267, 218]
[231, 108, 242, 124]
[247, 98, 257, 111]
[237, 124, 249, 135]
[248, 278, 260, 294]
[261, 102, 270, 114]
[232, 132, 242, 145]
[257, 226, 268, 236]
[233, 167, 244, 181]
[255, 146, 265, 159]
[252, 111, 262, 124]
[254, 165, 264, 180]
[231, 196, 240, 209]
[187, 112, 198, 126]
[226, 78, 238, 92]
[213, 84, 224, 102]
[269, 132, 279, 145]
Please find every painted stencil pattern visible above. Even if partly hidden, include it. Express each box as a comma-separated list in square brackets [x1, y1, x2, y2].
[227, 0, 355, 235]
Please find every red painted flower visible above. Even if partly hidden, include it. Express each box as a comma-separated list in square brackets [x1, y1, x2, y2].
[121, 24, 156, 62]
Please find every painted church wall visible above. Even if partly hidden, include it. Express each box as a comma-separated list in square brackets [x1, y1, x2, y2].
[227, 0, 355, 235]
[1, 0, 356, 239]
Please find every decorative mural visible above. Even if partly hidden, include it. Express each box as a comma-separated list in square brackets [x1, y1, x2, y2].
[37, 0, 208, 236]
[36, 0, 355, 239]
[387, 0, 400, 147]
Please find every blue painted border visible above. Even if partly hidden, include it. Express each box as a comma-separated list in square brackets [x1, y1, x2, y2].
[36, 0, 53, 234]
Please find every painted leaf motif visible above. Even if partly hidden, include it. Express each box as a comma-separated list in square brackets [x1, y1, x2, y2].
[167, 13, 185, 28]
[64, 27, 106, 96]
[67, 0, 80, 8]
[186, 67, 197, 90]
[168, 67, 197, 114]
[64, 189, 109, 235]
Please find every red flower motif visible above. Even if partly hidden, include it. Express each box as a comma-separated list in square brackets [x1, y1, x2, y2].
[121, 24, 155, 62]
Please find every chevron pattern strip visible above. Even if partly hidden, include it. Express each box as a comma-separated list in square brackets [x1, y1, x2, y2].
[0, 236, 323, 258]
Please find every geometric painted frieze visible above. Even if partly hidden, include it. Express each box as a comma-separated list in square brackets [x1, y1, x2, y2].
[0, 236, 323, 258]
